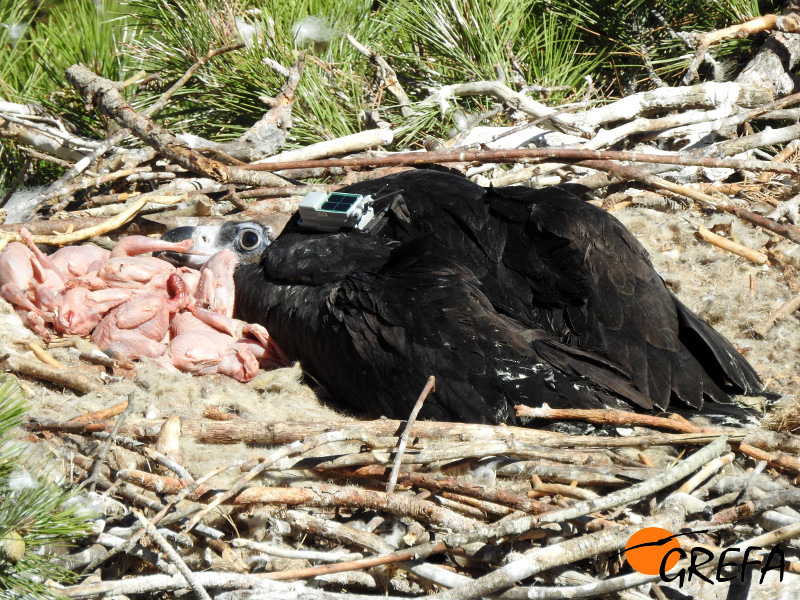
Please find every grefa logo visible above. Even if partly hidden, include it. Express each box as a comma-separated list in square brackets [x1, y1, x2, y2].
[624, 527, 785, 586]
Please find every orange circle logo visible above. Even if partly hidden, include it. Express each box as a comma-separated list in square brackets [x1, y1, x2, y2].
[625, 527, 681, 575]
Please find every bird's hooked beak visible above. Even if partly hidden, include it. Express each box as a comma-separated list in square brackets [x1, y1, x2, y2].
[156, 223, 273, 267]
[156, 226, 224, 267]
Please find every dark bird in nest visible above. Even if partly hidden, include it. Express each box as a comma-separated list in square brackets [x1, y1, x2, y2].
[159, 169, 767, 425]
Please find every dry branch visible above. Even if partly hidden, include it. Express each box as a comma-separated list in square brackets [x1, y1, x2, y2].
[242, 146, 799, 174]
[515, 406, 703, 433]
[755, 291, 800, 336]
[1, 354, 97, 393]
[335, 466, 555, 514]
[0, 101, 103, 163]
[235, 53, 305, 160]
[66, 398, 128, 424]
[386, 375, 434, 494]
[347, 35, 413, 117]
[64, 65, 286, 188]
[559, 82, 771, 130]
[0, 193, 187, 251]
[682, 14, 799, 84]
[695, 226, 769, 265]
[135, 509, 212, 600]
[255, 129, 394, 165]
[434, 498, 690, 599]
[13, 340, 65, 369]
[47, 42, 246, 197]
[28, 416, 750, 449]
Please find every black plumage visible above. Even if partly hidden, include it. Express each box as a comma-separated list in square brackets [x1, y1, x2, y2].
[165, 169, 766, 424]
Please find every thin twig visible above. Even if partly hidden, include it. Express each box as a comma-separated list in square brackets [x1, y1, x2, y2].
[347, 34, 413, 117]
[386, 375, 434, 494]
[135, 509, 212, 600]
[183, 430, 381, 532]
[13, 339, 65, 369]
[694, 226, 769, 265]
[515, 405, 703, 433]
[87, 391, 135, 493]
[66, 398, 129, 424]
[755, 291, 800, 337]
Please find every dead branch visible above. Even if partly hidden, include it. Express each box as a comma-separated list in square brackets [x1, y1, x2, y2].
[93, 430, 192, 480]
[756, 291, 800, 336]
[432, 497, 689, 599]
[496, 461, 655, 486]
[0, 101, 103, 162]
[135, 509, 212, 600]
[584, 160, 800, 244]
[529, 475, 599, 500]
[0, 193, 187, 252]
[66, 398, 129, 424]
[714, 121, 800, 156]
[1, 353, 97, 394]
[242, 146, 799, 174]
[234, 53, 305, 161]
[183, 430, 381, 532]
[232, 538, 362, 562]
[558, 82, 772, 131]
[730, 441, 800, 474]
[682, 14, 797, 84]
[333, 466, 556, 514]
[386, 375, 434, 494]
[515, 406, 703, 433]
[116, 467, 481, 531]
[346, 35, 413, 118]
[694, 226, 769, 265]
[13, 339, 65, 369]
[86, 391, 135, 492]
[283, 509, 469, 589]
[64, 65, 287, 188]
[676, 453, 736, 494]
[47, 43, 246, 197]
[736, 7, 800, 97]
[234, 484, 482, 532]
[257, 129, 394, 166]
[27, 416, 749, 448]
[417, 80, 568, 130]
[21, 166, 152, 212]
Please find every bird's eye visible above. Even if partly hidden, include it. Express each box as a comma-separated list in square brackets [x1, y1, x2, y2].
[238, 229, 261, 251]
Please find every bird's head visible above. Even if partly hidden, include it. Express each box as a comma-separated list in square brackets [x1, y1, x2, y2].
[156, 221, 273, 267]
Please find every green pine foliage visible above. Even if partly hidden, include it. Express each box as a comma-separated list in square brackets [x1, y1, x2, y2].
[0, 0, 139, 190]
[0, 379, 94, 600]
[563, 0, 777, 91]
[125, 0, 379, 143]
[0, 0, 788, 189]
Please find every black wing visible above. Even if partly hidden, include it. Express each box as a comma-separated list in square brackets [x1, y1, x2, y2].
[234, 233, 650, 423]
